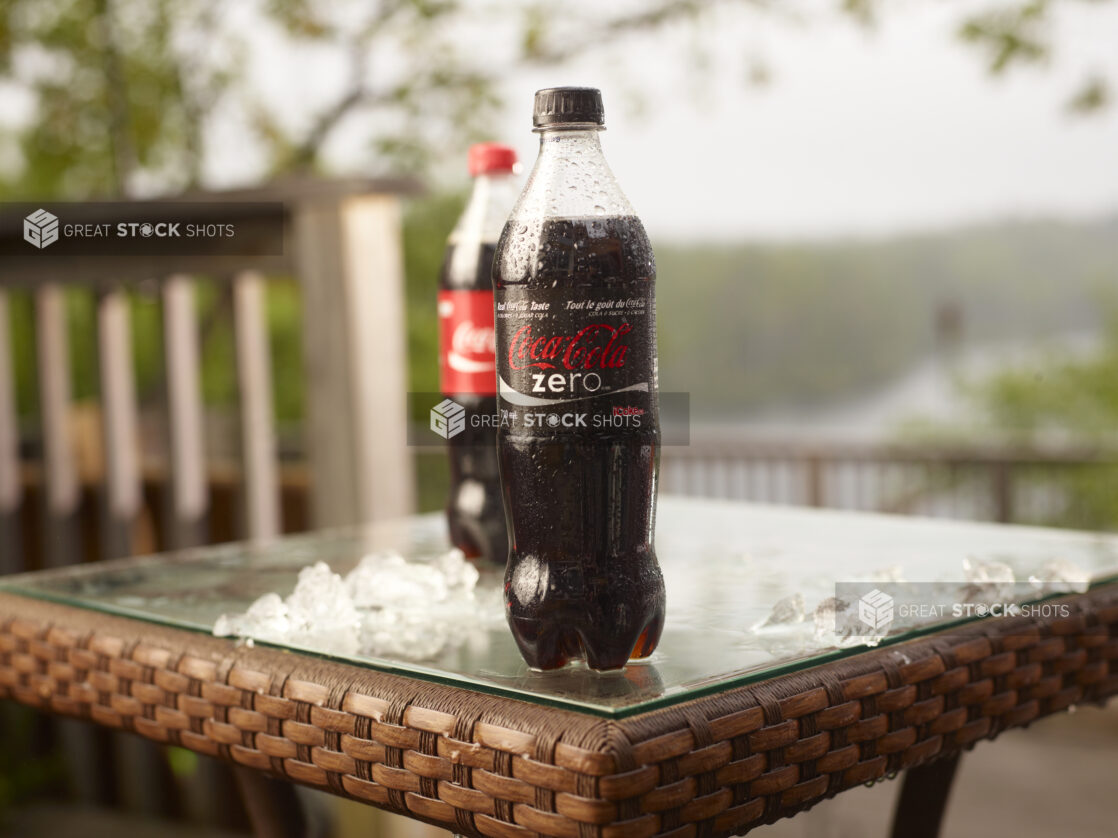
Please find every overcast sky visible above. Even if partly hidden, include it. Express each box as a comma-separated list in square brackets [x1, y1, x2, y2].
[499, 2, 1118, 242]
[229, 1, 1118, 242]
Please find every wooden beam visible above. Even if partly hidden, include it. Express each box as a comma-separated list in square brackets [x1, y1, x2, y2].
[161, 275, 208, 549]
[34, 284, 80, 568]
[233, 270, 280, 540]
[294, 194, 414, 527]
[0, 179, 423, 288]
[991, 461, 1014, 524]
[96, 287, 141, 559]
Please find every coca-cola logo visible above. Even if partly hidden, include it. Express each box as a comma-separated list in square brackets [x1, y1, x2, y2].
[452, 321, 494, 357]
[448, 320, 495, 373]
[508, 323, 631, 371]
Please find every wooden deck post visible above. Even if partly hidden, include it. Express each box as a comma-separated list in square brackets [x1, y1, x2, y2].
[294, 194, 414, 527]
[162, 275, 209, 548]
[991, 461, 1014, 524]
[34, 284, 81, 569]
[233, 270, 281, 541]
[97, 287, 141, 561]
[805, 455, 825, 508]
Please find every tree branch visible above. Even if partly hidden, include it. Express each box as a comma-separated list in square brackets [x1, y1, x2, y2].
[522, 0, 773, 65]
[96, 0, 137, 196]
[287, 0, 408, 170]
[290, 86, 382, 169]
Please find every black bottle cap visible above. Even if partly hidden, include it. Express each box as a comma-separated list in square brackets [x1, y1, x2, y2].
[533, 87, 605, 128]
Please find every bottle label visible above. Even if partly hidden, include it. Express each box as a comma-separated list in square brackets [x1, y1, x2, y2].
[494, 284, 657, 432]
[438, 290, 497, 395]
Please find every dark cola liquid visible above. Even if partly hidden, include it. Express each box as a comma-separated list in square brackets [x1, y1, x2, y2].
[443, 241, 496, 292]
[440, 241, 507, 564]
[494, 216, 664, 670]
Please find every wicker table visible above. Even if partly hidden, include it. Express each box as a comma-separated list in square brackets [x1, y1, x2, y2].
[3, 497, 1117, 837]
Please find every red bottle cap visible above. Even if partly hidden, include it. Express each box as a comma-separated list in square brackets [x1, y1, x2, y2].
[468, 143, 518, 177]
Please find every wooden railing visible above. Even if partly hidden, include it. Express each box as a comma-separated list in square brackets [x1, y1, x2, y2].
[660, 436, 1118, 528]
[1, 177, 418, 567]
[403, 433, 1118, 530]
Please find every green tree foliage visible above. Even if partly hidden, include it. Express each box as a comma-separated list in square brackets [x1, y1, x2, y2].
[957, 0, 1112, 111]
[960, 319, 1118, 531]
[969, 311, 1118, 442]
[1, 0, 1111, 201]
[0, 0, 510, 195]
[0, 0, 235, 197]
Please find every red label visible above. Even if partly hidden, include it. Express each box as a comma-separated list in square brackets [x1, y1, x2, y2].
[506, 323, 632, 371]
[439, 290, 497, 395]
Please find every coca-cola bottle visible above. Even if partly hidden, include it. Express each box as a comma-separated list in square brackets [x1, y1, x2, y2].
[493, 88, 664, 670]
[439, 143, 519, 563]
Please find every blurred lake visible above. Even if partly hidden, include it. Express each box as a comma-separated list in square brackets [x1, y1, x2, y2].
[702, 330, 1103, 442]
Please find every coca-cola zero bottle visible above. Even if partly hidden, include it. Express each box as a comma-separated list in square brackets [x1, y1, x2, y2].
[439, 143, 519, 563]
[493, 88, 665, 670]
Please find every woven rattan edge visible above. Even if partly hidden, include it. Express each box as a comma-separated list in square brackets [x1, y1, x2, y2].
[609, 584, 1118, 834]
[3, 586, 1117, 838]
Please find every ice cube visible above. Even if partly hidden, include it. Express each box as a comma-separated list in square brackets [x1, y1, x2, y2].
[359, 609, 451, 660]
[871, 565, 905, 584]
[961, 557, 1016, 604]
[755, 593, 805, 630]
[283, 562, 361, 654]
[346, 552, 450, 608]
[243, 593, 291, 636]
[213, 614, 235, 638]
[435, 548, 480, 591]
[214, 548, 502, 663]
[812, 596, 884, 650]
[1029, 558, 1090, 595]
[214, 592, 290, 642]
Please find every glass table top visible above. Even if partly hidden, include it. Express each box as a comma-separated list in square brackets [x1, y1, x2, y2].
[4, 496, 1118, 718]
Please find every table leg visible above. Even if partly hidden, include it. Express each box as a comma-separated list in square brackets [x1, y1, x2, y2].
[234, 768, 307, 838]
[889, 753, 962, 838]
